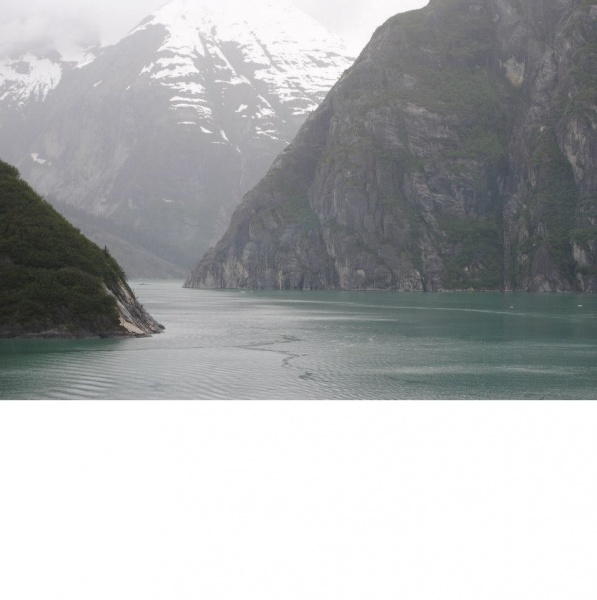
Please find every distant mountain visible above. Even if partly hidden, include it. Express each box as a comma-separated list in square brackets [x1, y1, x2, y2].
[0, 160, 162, 338]
[185, 0, 597, 293]
[0, 53, 64, 165]
[0, 53, 62, 107]
[0, 0, 353, 274]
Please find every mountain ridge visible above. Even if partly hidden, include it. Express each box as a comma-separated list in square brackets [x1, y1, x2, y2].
[0, 0, 353, 274]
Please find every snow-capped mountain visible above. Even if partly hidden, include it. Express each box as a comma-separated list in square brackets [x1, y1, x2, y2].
[0, 54, 63, 105]
[1, 0, 354, 274]
[0, 53, 64, 166]
[0, 49, 99, 161]
[133, 0, 350, 123]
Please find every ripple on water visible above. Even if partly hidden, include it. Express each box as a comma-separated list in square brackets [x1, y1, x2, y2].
[1, 283, 596, 399]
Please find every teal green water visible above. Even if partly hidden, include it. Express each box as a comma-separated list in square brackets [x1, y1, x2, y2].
[1, 281, 596, 399]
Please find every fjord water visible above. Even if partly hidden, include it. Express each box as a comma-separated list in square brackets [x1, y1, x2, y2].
[1, 280, 596, 400]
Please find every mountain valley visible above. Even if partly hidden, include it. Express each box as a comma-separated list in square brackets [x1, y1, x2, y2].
[0, 0, 353, 276]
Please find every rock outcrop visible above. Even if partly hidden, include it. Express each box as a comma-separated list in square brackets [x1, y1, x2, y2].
[186, 0, 597, 292]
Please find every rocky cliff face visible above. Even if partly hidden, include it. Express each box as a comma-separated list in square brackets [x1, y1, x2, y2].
[186, 0, 597, 292]
[106, 279, 164, 338]
[0, 0, 353, 274]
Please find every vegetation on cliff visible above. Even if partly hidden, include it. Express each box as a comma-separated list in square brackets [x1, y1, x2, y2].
[186, 0, 597, 293]
[0, 160, 159, 337]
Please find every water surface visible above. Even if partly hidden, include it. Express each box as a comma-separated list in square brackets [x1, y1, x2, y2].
[1, 281, 595, 399]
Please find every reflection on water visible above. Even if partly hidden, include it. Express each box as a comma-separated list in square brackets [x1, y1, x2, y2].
[1, 281, 596, 399]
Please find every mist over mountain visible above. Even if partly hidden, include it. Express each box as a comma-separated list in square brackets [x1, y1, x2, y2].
[0, 0, 354, 276]
[186, 0, 597, 293]
[0, 1, 428, 59]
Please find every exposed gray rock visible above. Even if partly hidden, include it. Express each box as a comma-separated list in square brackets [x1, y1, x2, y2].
[107, 280, 164, 337]
[186, 0, 597, 292]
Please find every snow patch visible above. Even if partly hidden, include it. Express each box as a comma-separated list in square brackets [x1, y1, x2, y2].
[30, 153, 48, 165]
[169, 81, 205, 95]
[140, 62, 155, 75]
[72, 49, 99, 69]
[170, 95, 201, 103]
[0, 54, 63, 103]
[151, 63, 196, 80]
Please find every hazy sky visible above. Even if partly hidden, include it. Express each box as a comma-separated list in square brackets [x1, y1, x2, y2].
[0, 0, 428, 57]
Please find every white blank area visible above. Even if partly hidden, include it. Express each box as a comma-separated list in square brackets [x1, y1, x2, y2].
[1, 402, 596, 600]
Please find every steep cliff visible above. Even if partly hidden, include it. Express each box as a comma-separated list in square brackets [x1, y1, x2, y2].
[186, 0, 597, 292]
[0, 161, 162, 338]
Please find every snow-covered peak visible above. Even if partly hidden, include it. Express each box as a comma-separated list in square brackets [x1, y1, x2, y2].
[142, 0, 348, 49]
[126, 0, 353, 142]
[0, 54, 63, 105]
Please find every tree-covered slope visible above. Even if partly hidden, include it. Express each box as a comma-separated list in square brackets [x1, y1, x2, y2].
[186, 0, 597, 292]
[0, 160, 162, 337]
